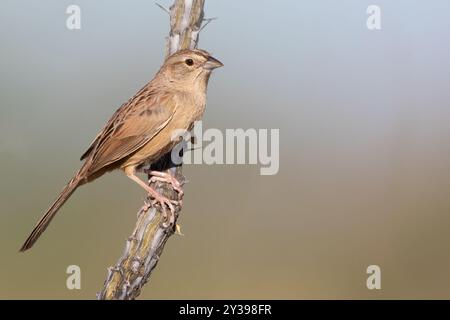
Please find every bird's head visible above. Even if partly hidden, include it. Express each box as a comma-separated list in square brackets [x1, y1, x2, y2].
[158, 49, 223, 89]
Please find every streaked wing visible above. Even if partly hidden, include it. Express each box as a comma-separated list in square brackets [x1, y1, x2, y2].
[82, 88, 174, 175]
[80, 84, 150, 161]
[80, 105, 125, 161]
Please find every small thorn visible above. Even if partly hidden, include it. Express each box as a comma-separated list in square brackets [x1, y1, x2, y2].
[200, 17, 218, 31]
[155, 2, 170, 15]
[175, 224, 184, 236]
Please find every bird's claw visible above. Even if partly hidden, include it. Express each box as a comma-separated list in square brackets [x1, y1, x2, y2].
[148, 173, 184, 199]
[143, 170, 184, 227]
[150, 195, 180, 228]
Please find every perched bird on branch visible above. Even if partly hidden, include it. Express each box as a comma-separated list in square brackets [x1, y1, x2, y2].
[20, 49, 223, 252]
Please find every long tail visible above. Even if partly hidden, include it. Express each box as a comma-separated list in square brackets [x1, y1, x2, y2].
[20, 172, 84, 252]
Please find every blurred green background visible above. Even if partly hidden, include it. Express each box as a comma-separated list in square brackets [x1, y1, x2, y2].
[1, 0, 450, 299]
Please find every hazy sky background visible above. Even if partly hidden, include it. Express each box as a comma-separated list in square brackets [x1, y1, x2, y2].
[1, 0, 450, 299]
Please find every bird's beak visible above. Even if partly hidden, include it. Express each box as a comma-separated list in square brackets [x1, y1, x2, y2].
[203, 56, 224, 70]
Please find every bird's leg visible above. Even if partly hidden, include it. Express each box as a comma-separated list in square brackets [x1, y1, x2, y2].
[145, 170, 184, 199]
[125, 168, 178, 227]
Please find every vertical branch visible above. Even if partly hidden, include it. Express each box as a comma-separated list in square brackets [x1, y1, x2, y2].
[168, 0, 204, 55]
[97, 0, 206, 300]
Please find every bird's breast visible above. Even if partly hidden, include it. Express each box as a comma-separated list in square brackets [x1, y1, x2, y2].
[122, 95, 206, 168]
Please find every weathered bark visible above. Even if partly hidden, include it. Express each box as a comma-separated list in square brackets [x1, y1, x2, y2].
[98, 0, 206, 300]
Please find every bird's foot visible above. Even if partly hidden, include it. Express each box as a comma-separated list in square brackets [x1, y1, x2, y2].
[147, 170, 184, 199]
[126, 168, 180, 227]
[148, 191, 180, 228]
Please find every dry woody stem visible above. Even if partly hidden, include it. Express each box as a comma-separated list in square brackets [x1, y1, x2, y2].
[98, 0, 206, 300]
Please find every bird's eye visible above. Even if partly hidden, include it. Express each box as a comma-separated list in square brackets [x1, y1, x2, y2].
[185, 58, 194, 66]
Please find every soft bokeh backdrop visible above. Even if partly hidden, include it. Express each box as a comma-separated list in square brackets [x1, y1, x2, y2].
[1, 0, 450, 299]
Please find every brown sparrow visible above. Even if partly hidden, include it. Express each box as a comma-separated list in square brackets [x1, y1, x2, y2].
[20, 49, 223, 251]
